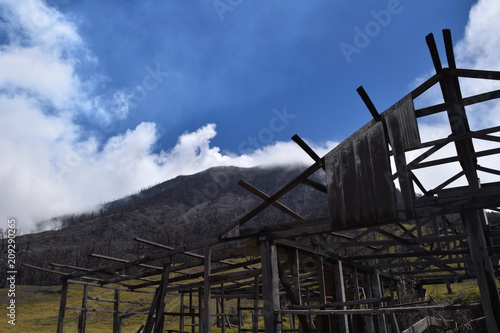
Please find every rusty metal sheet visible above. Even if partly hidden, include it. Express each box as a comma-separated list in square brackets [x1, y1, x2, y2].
[383, 93, 421, 151]
[326, 122, 396, 229]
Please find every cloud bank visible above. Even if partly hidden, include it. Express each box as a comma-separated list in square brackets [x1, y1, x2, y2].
[1, 0, 500, 233]
[0, 0, 335, 233]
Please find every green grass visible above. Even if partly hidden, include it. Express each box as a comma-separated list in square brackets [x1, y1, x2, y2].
[424, 281, 494, 304]
[0, 285, 61, 332]
[0, 283, 292, 332]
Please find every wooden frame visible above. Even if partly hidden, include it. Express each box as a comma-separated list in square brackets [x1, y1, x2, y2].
[25, 30, 500, 333]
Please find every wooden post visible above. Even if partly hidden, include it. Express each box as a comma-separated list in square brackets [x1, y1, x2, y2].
[180, 292, 185, 332]
[216, 298, 221, 328]
[316, 255, 332, 333]
[144, 258, 172, 333]
[260, 238, 282, 333]
[202, 246, 212, 333]
[221, 284, 226, 333]
[291, 249, 302, 301]
[113, 289, 121, 333]
[190, 288, 195, 333]
[362, 272, 375, 332]
[386, 277, 400, 333]
[353, 268, 360, 307]
[291, 249, 304, 333]
[237, 298, 242, 333]
[57, 278, 69, 333]
[426, 30, 500, 332]
[198, 287, 203, 332]
[154, 260, 171, 333]
[371, 273, 388, 333]
[333, 260, 349, 332]
[461, 209, 500, 333]
[253, 276, 260, 333]
[78, 283, 88, 333]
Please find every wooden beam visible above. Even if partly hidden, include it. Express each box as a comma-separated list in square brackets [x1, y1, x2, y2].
[461, 209, 500, 333]
[443, 29, 456, 69]
[260, 239, 282, 333]
[426, 33, 443, 73]
[24, 263, 71, 276]
[333, 260, 349, 332]
[292, 134, 322, 163]
[357, 86, 381, 121]
[90, 253, 162, 271]
[446, 67, 500, 81]
[371, 273, 388, 333]
[279, 303, 482, 315]
[237, 180, 304, 220]
[78, 284, 88, 333]
[113, 289, 121, 333]
[56, 279, 69, 333]
[202, 246, 212, 333]
[219, 160, 323, 239]
[349, 248, 470, 261]
[316, 255, 332, 333]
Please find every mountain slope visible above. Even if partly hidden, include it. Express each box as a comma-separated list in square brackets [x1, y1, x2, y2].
[5, 165, 328, 285]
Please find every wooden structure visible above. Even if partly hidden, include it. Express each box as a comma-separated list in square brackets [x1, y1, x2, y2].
[26, 30, 500, 332]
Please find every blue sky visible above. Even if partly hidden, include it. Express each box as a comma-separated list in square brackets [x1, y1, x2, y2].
[1, 0, 499, 232]
[60, 0, 473, 151]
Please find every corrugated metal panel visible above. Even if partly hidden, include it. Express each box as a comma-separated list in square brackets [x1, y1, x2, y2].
[326, 121, 397, 229]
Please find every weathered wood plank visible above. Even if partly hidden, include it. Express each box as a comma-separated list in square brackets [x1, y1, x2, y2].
[260, 239, 282, 333]
[57, 279, 69, 333]
[326, 121, 396, 228]
[113, 289, 121, 333]
[78, 284, 89, 333]
[279, 303, 482, 315]
[383, 94, 421, 151]
[202, 246, 212, 333]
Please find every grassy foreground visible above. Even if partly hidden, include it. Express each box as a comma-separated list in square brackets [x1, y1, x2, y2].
[0, 281, 494, 332]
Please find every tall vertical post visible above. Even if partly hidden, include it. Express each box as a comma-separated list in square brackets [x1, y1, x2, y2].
[291, 249, 305, 333]
[461, 209, 500, 332]
[220, 284, 226, 333]
[113, 289, 121, 333]
[260, 237, 282, 333]
[333, 260, 349, 332]
[78, 283, 88, 333]
[190, 288, 195, 333]
[57, 278, 69, 333]
[145, 258, 172, 333]
[238, 298, 243, 333]
[425, 31, 500, 332]
[316, 255, 332, 333]
[371, 273, 388, 333]
[444, 64, 500, 333]
[180, 292, 185, 332]
[202, 246, 212, 333]
[198, 287, 203, 332]
[253, 276, 260, 333]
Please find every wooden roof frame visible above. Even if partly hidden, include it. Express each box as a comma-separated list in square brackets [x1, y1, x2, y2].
[25, 30, 500, 333]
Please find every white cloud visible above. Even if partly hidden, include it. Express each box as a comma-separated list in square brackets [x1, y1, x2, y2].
[3, 0, 500, 233]
[0, 0, 337, 233]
